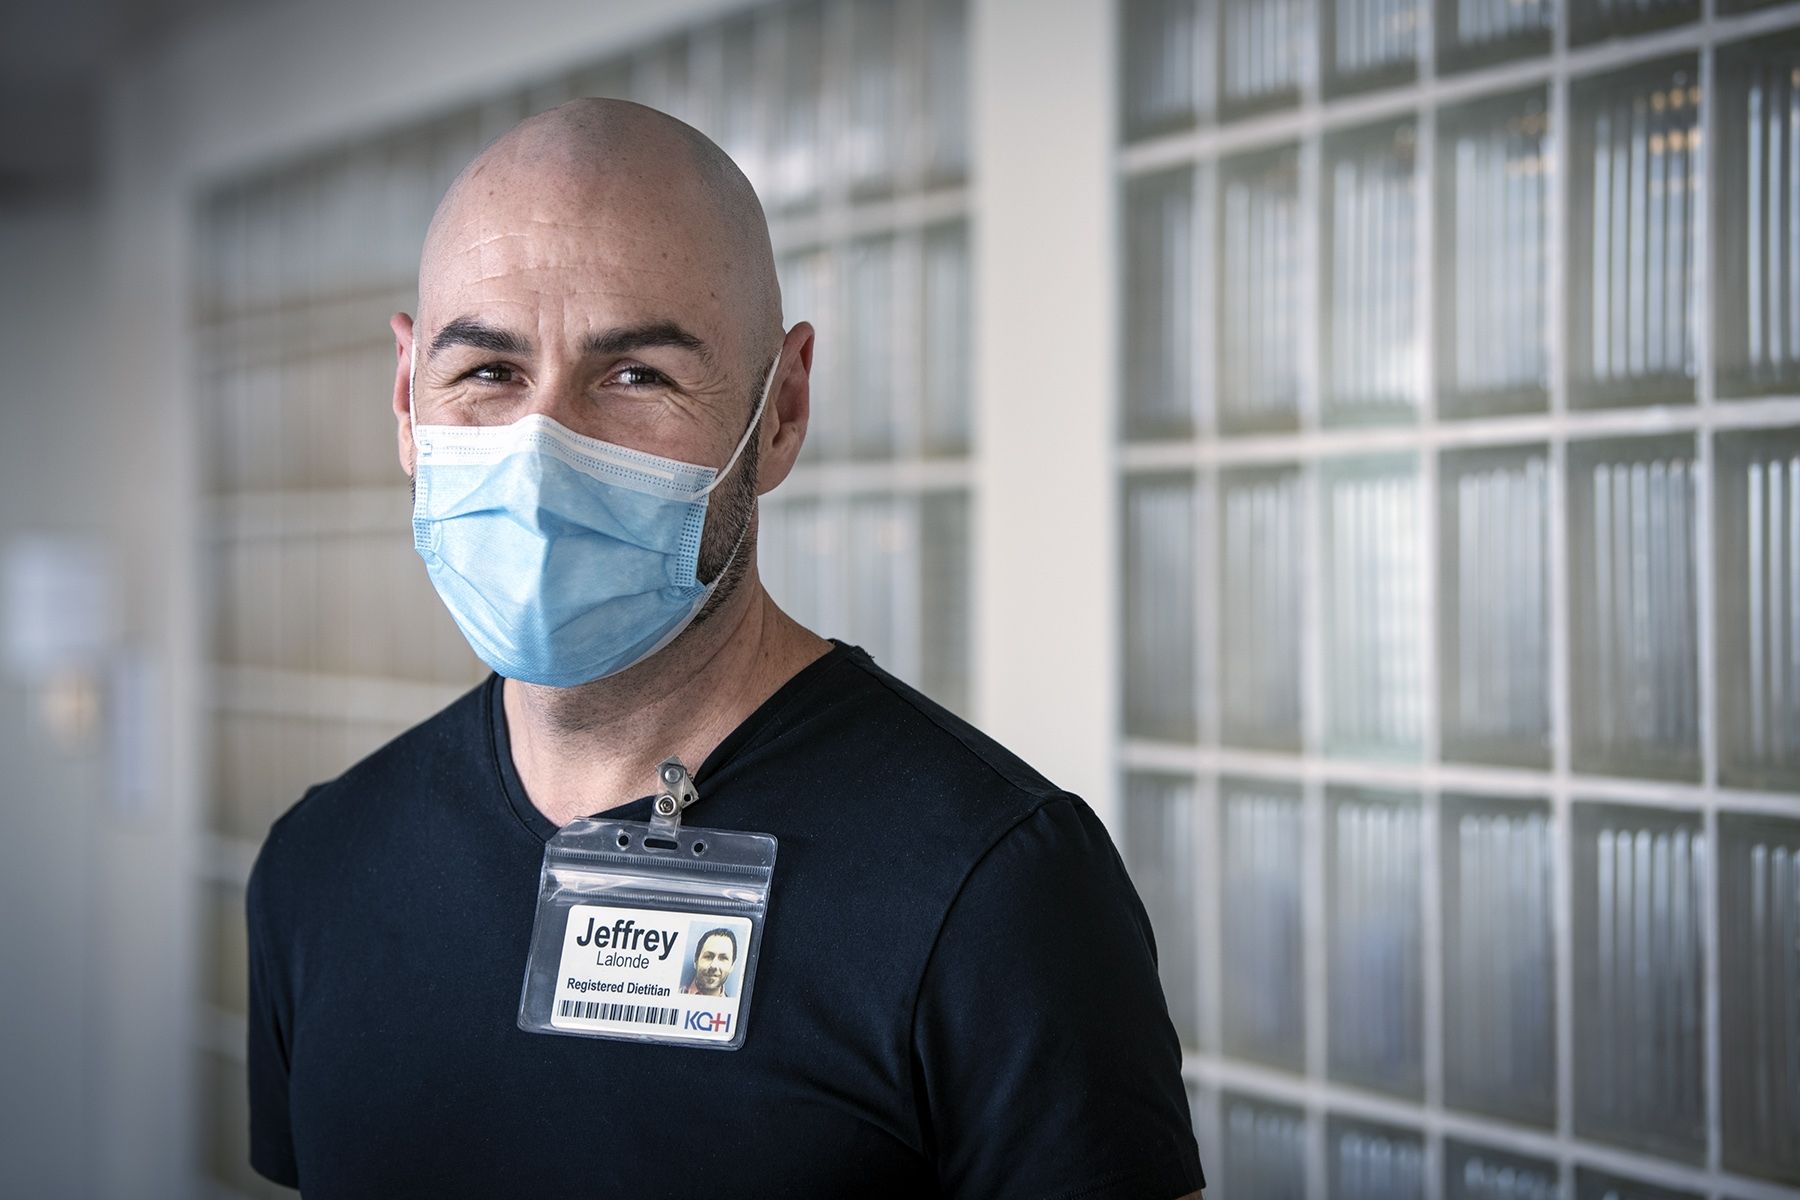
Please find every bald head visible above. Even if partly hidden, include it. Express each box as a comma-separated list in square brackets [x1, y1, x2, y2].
[419, 98, 782, 379]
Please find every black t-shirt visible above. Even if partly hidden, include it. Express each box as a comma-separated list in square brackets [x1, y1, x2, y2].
[247, 642, 1205, 1198]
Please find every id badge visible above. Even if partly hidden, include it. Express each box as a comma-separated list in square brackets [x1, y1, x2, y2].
[517, 759, 775, 1050]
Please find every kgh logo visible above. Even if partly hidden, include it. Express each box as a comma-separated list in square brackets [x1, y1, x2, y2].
[684, 1010, 731, 1034]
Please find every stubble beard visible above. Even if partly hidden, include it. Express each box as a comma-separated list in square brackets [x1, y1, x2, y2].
[690, 399, 762, 627]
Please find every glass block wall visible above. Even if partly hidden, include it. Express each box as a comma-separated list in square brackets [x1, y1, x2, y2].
[1118, 0, 1800, 1196]
[190, 2, 968, 1195]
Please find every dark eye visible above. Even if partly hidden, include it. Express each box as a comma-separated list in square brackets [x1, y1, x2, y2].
[615, 365, 671, 389]
[468, 363, 517, 384]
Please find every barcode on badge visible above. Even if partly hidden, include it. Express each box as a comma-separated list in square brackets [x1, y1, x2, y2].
[557, 998, 680, 1026]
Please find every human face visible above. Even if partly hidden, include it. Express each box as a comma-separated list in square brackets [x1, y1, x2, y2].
[406, 186, 761, 471]
[692, 933, 735, 995]
[398, 147, 785, 597]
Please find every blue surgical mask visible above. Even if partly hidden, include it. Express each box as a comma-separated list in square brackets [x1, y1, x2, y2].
[409, 349, 780, 687]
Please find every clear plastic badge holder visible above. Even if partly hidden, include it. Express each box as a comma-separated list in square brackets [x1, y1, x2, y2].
[518, 758, 775, 1050]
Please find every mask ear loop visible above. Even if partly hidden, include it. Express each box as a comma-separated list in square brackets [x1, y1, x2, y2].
[695, 349, 782, 587]
[694, 349, 782, 499]
[407, 340, 423, 451]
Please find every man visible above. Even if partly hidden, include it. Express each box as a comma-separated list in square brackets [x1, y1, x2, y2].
[683, 928, 738, 997]
[246, 98, 1205, 1198]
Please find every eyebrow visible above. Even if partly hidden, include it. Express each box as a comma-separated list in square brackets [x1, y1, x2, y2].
[428, 315, 715, 369]
[584, 321, 715, 369]
[429, 317, 532, 359]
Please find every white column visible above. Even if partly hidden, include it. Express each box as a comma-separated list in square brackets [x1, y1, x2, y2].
[970, 0, 1120, 825]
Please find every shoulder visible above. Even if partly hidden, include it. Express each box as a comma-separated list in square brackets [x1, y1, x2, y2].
[904, 755, 1197, 1197]
[247, 677, 492, 920]
[764, 646, 1139, 950]
[724, 645, 1127, 968]
[936, 793, 1150, 964]
[836, 649, 1055, 800]
[786, 647, 1066, 840]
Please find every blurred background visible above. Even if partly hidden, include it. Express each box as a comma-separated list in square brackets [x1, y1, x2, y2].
[0, 0, 1796, 1196]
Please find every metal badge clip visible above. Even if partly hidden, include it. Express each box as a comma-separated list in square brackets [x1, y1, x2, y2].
[650, 757, 699, 833]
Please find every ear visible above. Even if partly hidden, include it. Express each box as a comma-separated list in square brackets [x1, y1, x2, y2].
[755, 321, 814, 496]
[391, 312, 416, 477]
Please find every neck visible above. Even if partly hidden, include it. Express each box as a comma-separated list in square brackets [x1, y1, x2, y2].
[502, 573, 832, 827]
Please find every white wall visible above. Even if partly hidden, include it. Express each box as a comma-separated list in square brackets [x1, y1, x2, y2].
[971, 0, 1118, 822]
[0, 200, 111, 1200]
